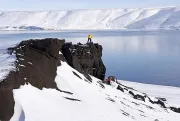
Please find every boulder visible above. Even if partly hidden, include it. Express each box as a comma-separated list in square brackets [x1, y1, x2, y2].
[170, 107, 180, 113]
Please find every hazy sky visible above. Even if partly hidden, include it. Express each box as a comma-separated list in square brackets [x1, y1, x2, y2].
[0, 0, 179, 11]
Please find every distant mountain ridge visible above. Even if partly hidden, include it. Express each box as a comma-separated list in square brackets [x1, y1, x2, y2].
[0, 6, 180, 30]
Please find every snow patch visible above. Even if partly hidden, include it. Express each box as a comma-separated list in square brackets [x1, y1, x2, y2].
[18, 64, 25, 67]
[19, 58, 24, 61]
[10, 94, 25, 121]
[28, 62, 33, 65]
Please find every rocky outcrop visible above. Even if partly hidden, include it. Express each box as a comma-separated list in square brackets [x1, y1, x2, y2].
[0, 38, 65, 121]
[62, 42, 106, 80]
[170, 107, 180, 113]
[0, 39, 106, 121]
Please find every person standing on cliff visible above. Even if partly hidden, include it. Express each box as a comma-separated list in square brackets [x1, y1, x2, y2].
[87, 34, 92, 43]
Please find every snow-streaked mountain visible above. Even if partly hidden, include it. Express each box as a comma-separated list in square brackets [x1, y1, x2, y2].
[1, 6, 180, 30]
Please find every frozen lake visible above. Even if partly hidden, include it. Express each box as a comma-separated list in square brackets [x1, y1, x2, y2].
[0, 30, 180, 87]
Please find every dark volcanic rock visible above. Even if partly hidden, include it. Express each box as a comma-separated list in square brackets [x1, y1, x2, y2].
[170, 107, 180, 113]
[117, 85, 124, 92]
[61, 42, 106, 80]
[147, 97, 166, 108]
[134, 94, 145, 102]
[129, 91, 135, 97]
[0, 38, 65, 121]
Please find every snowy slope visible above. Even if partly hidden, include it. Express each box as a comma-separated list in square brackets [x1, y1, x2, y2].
[121, 80, 180, 107]
[0, 49, 16, 81]
[9, 61, 180, 121]
[1, 7, 180, 30]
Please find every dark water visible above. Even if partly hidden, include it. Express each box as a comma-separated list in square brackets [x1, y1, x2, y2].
[0, 30, 180, 87]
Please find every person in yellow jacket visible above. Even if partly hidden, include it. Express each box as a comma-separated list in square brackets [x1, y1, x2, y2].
[87, 34, 92, 43]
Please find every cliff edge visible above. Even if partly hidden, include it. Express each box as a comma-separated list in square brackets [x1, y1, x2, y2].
[62, 42, 106, 80]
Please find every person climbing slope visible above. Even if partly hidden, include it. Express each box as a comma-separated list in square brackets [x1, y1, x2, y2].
[87, 34, 92, 43]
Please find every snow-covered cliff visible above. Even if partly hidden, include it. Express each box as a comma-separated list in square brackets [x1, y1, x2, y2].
[1, 7, 180, 30]
[1, 39, 180, 121]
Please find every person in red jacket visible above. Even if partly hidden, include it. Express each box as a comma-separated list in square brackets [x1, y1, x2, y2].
[107, 76, 113, 85]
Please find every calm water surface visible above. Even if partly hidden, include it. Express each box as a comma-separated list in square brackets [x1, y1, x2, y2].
[0, 30, 180, 87]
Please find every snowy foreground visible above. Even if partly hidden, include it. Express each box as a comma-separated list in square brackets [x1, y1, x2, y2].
[3, 58, 178, 121]
[1, 6, 180, 30]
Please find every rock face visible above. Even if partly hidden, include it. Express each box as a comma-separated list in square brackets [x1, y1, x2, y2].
[62, 42, 106, 80]
[0, 38, 65, 121]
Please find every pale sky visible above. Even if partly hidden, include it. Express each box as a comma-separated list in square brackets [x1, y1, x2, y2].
[0, 0, 179, 11]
